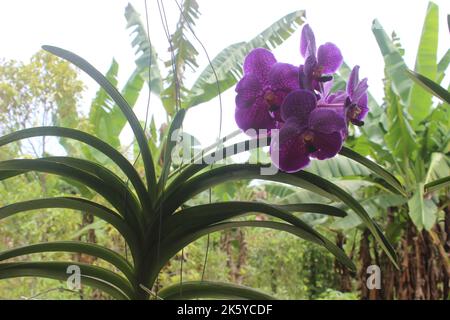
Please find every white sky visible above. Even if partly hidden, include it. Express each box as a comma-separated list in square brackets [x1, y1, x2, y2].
[1, 0, 449, 148]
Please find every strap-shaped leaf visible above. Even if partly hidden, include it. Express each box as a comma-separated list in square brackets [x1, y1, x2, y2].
[167, 138, 406, 199]
[162, 164, 338, 214]
[157, 201, 354, 271]
[0, 262, 133, 300]
[89, 59, 121, 149]
[164, 164, 398, 268]
[0, 159, 143, 239]
[0, 126, 150, 212]
[339, 147, 406, 196]
[425, 176, 450, 193]
[157, 109, 186, 193]
[158, 281, 276, 300]
[406, 69, 450, 104]
[164, 136, 271, 198]
[0, 159, 143, 234]
[150, 220, 355, 285]
[0, 197, 140, 262]
[274, 203, 347, 217]
[42, 45, 157, 202]
[42, 156, 144, 228]
[0, 241, 134, 283]
[437, 49, 450, 82]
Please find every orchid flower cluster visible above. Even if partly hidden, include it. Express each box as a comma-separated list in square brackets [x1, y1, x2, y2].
[234, 24, 369, 173]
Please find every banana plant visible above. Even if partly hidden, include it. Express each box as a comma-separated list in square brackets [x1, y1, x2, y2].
[0, 44, 402, 299]
[313, 2, 449, 300]
[125, 2, 306, 116]
[326, 3, 449, 233]
[368, 2, 449, 232]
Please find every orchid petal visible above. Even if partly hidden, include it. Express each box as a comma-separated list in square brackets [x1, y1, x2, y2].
[347, 65, 360, 98]
[235, 74, 261, 109]
[309, 108, 347, 134]
[310, 131, 343, 160]
[280, 90, 317, 122]
[317, 42, 343, 74]
[352, 78, 369, 102]
[300, 24, 317, 58]
[268, 63, 300, 92]
[235, 97, 276, 132]
[243, 48, 277, 83]
[270, 120, 310, 172]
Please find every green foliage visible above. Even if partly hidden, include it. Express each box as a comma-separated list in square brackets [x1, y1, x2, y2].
[407, 69, 450, 104]
[125, 4, 163, 95]
[383, 81, 417, 167]
[372, 19, 412, 106]
[124, 3, 305, 116]
[0, 50, 83, 136]
[244, 229, 339, 299]
[409, 2, 439, 127]
[369, 3, 449, 232]
[407, 183, 438, 230]
[184, 10, 306, 108]
[0, 39, 400, 299]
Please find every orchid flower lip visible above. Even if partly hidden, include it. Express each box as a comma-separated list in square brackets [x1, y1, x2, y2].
[318, 75, 333, 83]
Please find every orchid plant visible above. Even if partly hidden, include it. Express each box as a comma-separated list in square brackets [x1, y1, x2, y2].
[0, 16, 405, 299]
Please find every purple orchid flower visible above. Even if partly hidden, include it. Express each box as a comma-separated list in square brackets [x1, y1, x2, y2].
[235, 48, 299, 132]
[299, 24, 343, 92]
[345, 66, 369, 125]
[316, 66, 369, 127]
[270, 89, 347, 172]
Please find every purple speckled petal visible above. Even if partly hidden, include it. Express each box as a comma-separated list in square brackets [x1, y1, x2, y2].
[300, 24, 316, 58]
[310, 131, 343, 160]
[235, 97, 277, 132]
[270, 119, 310, 172]
[268, 63, 300, 91]
[243, 48, 277, 83]
[235, 74, 262, 109]
[304, 55, 317, 78]
[326, 90, 347, 104]
[302, 55, 317, 90]
[298, 64, 308, 90]
[280, 89, 317, 122]
[317, 42, 343, 74]
[309, 108, 347, 134]
[352, 78, 368, 102]
[347, 66, 360, 98]
[358, 92, 368, 108]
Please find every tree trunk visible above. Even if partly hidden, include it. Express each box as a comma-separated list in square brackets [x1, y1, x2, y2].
[335, 231, 353, 292]
[220, 229, 247, 284]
